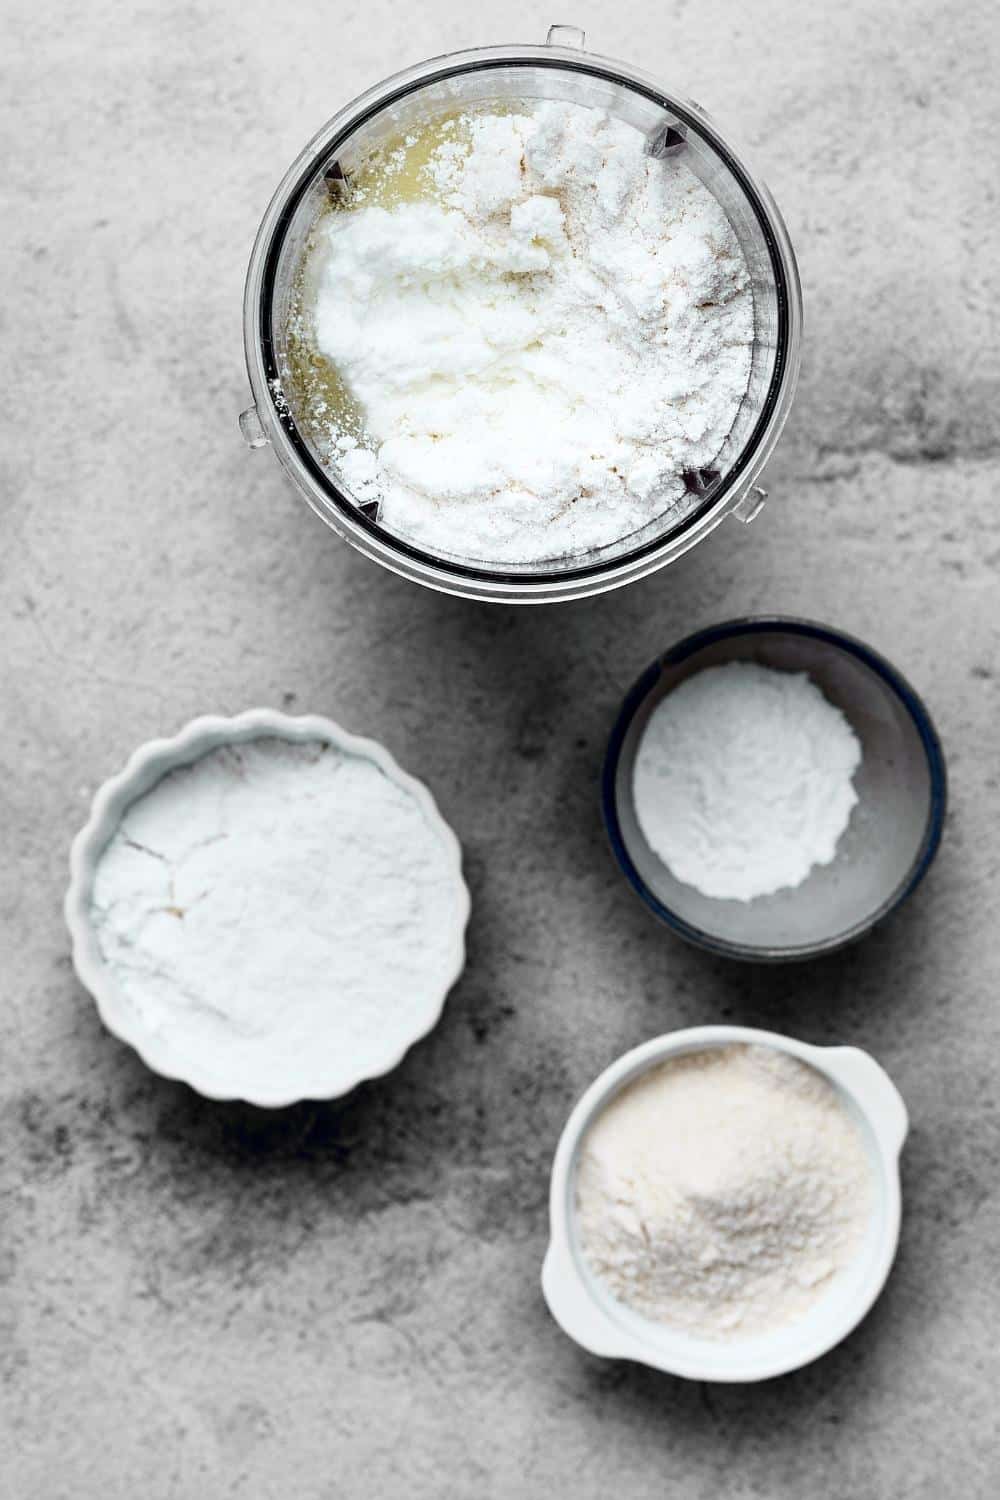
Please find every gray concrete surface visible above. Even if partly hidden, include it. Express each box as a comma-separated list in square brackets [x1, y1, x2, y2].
[3, 0, 999, 1495]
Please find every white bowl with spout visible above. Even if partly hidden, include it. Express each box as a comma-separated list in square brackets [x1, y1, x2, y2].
[542, 1025, 908, 1382]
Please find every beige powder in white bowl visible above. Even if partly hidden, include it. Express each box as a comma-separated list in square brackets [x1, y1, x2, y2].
[66, 712, 469, 1105]
[576, 1044, 873, 1339]
[543, 1027, 907, 1381]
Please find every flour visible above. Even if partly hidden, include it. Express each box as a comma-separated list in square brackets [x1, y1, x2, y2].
[576, 1045, 874, 1339]
[300, 100, 754, 565]
[90, 738, 462, 1098]
[633, 663, 862, 902]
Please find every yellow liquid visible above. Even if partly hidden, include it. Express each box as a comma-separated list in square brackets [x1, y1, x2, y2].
[282, 107, 513, 449]
[345, 110, 472, 209]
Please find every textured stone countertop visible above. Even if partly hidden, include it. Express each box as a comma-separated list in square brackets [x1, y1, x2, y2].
[3, 1, 999, 1496]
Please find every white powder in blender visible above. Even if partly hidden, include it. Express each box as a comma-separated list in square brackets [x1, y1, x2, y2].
[296, 100, 754, 565]
[633, 662, 862, 902]
[576, 1045, 874, 1340]
[89, 738, 462, 1098]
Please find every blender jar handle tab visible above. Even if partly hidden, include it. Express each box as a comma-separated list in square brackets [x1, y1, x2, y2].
[732, 485, 768, 524]
[546, 25, 586, 49]
[239, 406, 269, 450]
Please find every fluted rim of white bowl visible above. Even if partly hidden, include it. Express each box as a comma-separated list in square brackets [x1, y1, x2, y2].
[542, 1025, 908, 1382]
[65, 709, 471, 1107]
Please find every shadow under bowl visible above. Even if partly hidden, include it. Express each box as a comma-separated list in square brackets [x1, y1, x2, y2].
[602, 617, 947, 961]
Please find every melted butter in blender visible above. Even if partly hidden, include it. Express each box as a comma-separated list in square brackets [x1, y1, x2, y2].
[283, 107, 508, 453]
[343, 110, 474, 209]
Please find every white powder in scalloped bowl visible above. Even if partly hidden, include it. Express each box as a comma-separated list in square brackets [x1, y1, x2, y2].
[299, 99, 754, 565]
[89, 737, 465, 1100]
[576, 1045, 874, 1339]
[632, 662, 862, 902]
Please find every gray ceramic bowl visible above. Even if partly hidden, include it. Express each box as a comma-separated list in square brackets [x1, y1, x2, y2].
[603, 618, 947, 960]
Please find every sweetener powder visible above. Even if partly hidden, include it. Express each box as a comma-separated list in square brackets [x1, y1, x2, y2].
[90, 739, 461, 1099]
[302, 101, 754, 565]
[633, 663, 862, 902]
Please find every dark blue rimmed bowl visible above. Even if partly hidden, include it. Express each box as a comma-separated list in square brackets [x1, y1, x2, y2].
[602, 617, 947, 961]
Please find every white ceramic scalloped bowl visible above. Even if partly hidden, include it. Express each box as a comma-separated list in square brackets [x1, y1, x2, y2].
[65, 710, 470, 1107]
[542, 1025, 908, 1382]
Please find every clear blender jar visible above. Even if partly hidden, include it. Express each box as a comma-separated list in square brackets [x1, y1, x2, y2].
[241, 25, 802, 604]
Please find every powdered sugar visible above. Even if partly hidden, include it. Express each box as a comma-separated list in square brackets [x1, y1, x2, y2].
[300, 101, 754, 565]
[633, 663, 862, 901]
[89, 738, 464, 1100]
[576, 1045, 874, 1339]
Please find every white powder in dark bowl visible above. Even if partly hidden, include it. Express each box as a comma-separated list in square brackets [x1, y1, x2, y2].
[632, 663, 862, 902]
